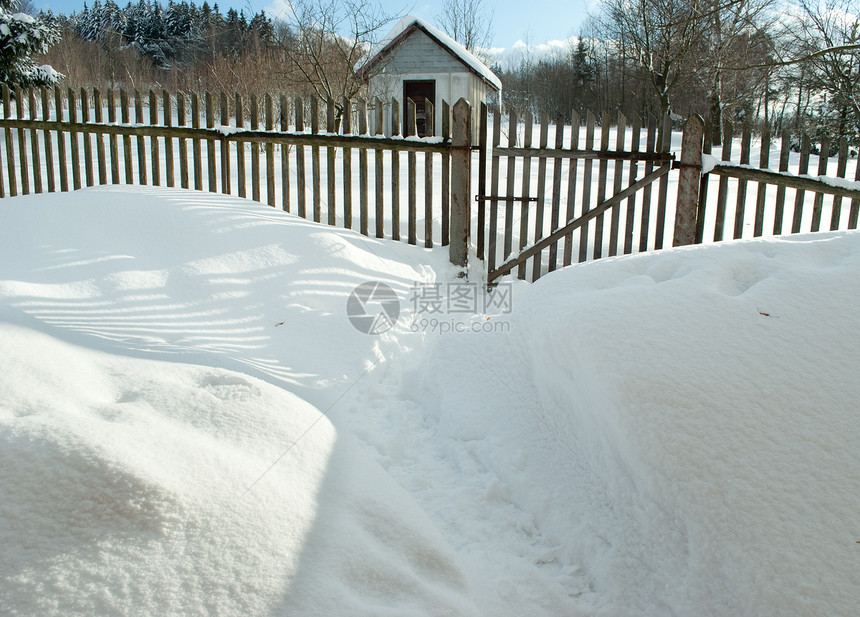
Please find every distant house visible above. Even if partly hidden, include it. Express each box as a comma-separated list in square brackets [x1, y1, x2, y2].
[358, 16, 501, 139]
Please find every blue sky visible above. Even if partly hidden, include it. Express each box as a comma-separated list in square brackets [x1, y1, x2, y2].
[32, 0, 593, 52]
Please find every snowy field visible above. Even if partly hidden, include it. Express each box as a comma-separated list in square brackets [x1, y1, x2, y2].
[1, 185, 858, 616]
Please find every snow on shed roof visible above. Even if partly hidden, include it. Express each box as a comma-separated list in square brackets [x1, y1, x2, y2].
[360, 16, 502, 92]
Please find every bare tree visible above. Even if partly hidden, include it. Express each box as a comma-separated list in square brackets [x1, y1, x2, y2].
[274, 0, 394, 118]
[596, 0, 711, 115]
[793, 0, 860, 137]
[435, 0, 494, 58]
[698, 0, 776, 141]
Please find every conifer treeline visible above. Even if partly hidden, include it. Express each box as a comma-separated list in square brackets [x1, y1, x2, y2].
[40, 1, 285, 96]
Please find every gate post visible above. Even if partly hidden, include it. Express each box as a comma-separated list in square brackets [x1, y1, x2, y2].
[450, 98, 472, 270]
[674, 114, 705, 246]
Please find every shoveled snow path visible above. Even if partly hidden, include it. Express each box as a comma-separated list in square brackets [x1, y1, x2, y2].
[334, 324, 599, 615]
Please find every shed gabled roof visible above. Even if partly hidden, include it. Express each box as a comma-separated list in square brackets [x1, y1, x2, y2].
[359, 16, 502, 92]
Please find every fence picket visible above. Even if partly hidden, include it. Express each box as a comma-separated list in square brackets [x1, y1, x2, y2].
[358, 98, 368, 234]
[579, 111, 596, 262]
[424, 99, 435, 248]
[502, 111, 534, 280]
[107, 89, 119, 184]
[654, 113, 671, 248]
[407, 98, 417, 244]
[191, 93, 202, 190]
[134, 91, 147, 185]
[120, 89, 133, 184]
[753, 128, 771, 236]
[695, 119, 712, 243]
[387, 98, 400, 240]
[164, 91, 174, 187]
[253, 94, 262, 201]
[733, 126, 751, 238]
[294, 96, 304, 216]
[80, 88, 94, 187]
[792, 134, 811, 233]
[608, 111, 626, 257]
[55, 87, 69, 192]
[280, 94, 289, 211]
[830, 138, 848, 230]
[476, 101, 486, 257]
[177, 92, 189, 189]
[564, 111, 581, 263]
[236, 93, 246, 197]
[93, 89, 107, 185]
[41, 88, 55, 192]
[28, 89, 42, 194]
[266, 94, 276, 207]
[220, 92, 230, 194]
[149, 90, 160, 186]
[16, 88, 30, 194]
[311, 97, 321, 222]
[623, 113, 639, 254]
[773, 131, 790, 234]
[68, 88, 80, 190]
[639, 116, 657, 251]
[342, 97, 352, 227]
[532, 113, 550, 280]
[714, 121, 733, 241]
[374, 97, 384, 238]
[592, 111, 611, 259]
[441, 100, 451, 247]
[3, 86, 16, 196]
[205, 92, 216, 192]
[810, 138, 829, 232]
[487, 108, 501, 270]
[326, 97, 335, 222]
[547, 115, 565, 270]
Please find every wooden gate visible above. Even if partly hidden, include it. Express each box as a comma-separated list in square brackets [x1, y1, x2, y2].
[475, 106, 677, 283]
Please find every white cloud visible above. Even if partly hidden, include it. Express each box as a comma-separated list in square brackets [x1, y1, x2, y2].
[263, 0, 293, 20]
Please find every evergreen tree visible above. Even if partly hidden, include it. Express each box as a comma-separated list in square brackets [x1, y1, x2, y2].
[0, 0, 63, 88]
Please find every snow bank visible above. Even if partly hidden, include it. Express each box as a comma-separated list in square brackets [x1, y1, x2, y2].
[515, 233, 860, 615]
[0, 185, 444, 405]
[0, 187, 476, 616]
[2, 185, 858, 616]
[0, 322, 476, 617]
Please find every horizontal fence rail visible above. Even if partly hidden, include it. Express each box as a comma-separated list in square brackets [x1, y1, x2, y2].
[0, 84, 455, 249]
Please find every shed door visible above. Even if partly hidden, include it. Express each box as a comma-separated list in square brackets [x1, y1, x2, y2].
[403, 80, 435, 137]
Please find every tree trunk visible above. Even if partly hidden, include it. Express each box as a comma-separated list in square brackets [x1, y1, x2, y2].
[709, 70, 723, 146]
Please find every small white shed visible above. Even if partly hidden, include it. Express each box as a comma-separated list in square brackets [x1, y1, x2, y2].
[359, 16, 501, 139]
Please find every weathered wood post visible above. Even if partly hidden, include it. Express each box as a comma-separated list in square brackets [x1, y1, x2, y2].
[674, 114, 705, 246]
[450, 98, 472, 270]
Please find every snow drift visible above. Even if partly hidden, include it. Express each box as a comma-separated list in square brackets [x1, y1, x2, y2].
[1, 186, 858, 616]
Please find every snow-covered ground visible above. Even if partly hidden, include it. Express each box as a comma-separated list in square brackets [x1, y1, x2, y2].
[1, 186, 859, 616]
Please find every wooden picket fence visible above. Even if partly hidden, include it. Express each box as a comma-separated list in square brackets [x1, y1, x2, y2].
[0, 84, 462, 250]
[479, 111, 860, 283]
[2, 84, 859, 280]
[697, 122, 860, 241]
